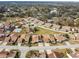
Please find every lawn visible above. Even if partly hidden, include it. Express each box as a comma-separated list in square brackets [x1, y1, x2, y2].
[34, 27, 63, 34]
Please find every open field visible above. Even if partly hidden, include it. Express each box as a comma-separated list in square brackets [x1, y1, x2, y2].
[34, 27, 63, 34]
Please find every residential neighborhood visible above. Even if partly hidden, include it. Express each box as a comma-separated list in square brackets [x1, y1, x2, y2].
[0, 16, 79, 58]
[0, 1, 79, 58]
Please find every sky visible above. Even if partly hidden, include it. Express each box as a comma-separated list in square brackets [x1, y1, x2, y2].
[0, 0, 79, 2]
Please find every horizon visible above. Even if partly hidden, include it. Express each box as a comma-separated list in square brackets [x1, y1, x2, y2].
[0, 0, 79, 2]
[0, 1, 78, 2]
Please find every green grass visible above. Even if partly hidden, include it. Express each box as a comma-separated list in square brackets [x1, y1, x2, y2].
[34, 27, 63, 34]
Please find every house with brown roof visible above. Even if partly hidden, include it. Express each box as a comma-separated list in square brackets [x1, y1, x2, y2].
[43, 23, 52, 28]
[50, 35, 55, 43]
[0, 29, 5, 37]
[51, 24, 60, 31]
[41, 34, 50, 43]
[54, 34, 67, 43]
[31, 35, 39, 43]
[0, 51, 8, 58]
[70, 52, 79, 58]
[4, 22, 11, 30]
[47, 51, 57, 58]
[39, 50, 46, 58]
[17, 34, 26, 46]
[37, 21, 44, 26]
[3, 36, 11, 45]
[10, 34, 20, 44]
[0, 50, 17, 58]
[60, 26, 71, 32]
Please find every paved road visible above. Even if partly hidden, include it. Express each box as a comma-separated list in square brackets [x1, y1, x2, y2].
[1, 44, 79, 51]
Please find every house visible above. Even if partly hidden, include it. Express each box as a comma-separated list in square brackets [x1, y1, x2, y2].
[60, 26, 71, 32]
[69, 34, 75, 40]
[73, 27, 79, 33]
[37, 21, 44, 26]
[0, 29, 5, 41]
[50, 35, 55, 43]
[0, 29, 5, 37]
[31, 35, 39, 43]
[3, 36, 11, 45]
[47, 51, 57, 58]
[54, 51, 65, 58]
[0, 23, 4, 29]
[32, 19, 39, 24]
[54, 34, 67, 43]
[74, 33, 79, 40]
[7, 50, 17, 58]
[24, 34, 30, 43]
[47, 19, 53, 23]
[17, 34, 26, 46]
[0, 29, 4, 33]
[39, 50, 46, 58]
[29, 18, 35, 22]
[10, 34, 19, 43]
[70, 52, 79, 58]
[0, 51, 8, 58]
[41, 34, 50, 43]
[0, 50, 17, 58]
[38, 35, 43, 42]
[4, 22, 11, 30]
[51, 24, 60, 31]
[43, 23, 52, 28]
[17, 38, 22, 46]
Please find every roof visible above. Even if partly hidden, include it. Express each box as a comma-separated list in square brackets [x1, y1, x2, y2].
[75, 33, 79, 40]
[48, 51, 56, 58]
[62, 26, 71, 31]
[54, 34, 66, 41]
[54, 51, 64, 58]
[52, 24, 60, 29]
[42, 34, 50, 42]
[17, 38, 23, 43]
[0, 29, 4, 33]
[4, 36, 10, 42]
[17, 34, 26, 43]
[10, 34, 19, 42]
[39, 52, 46, 58]
[7, 51, 17, 58]
[50, 35, 55, 41]
[44, 23, 52, 27]
[70, 52, 79, 58]
[0, 50, 17, 58]
[69, 34, 75, 40]
[0, 51, 9, 58]
[31, 35, 39, 43]
[0, 24, 4, 29]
